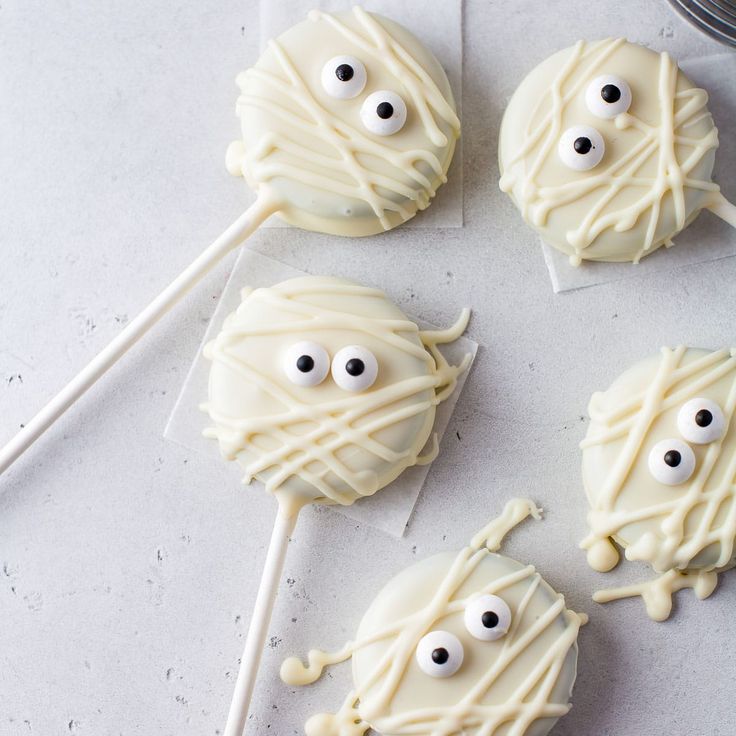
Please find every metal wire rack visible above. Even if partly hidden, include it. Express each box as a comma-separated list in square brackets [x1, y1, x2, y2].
[669, 0, 736, 46]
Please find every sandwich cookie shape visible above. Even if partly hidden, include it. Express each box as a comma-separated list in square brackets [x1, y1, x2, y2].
[499, 39, 736, 265]
[580, 347, 736, 620]
[203, 276, 471, 518]
[282, 499, 585, 736]
[227, 6, 460, 237]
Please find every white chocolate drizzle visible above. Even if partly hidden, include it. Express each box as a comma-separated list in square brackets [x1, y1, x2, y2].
[581, 346, 736, 618]
[203, 279, 471, 518]
[499, 38, 735, 264]
[231, 7, 460, 231]
[592, 567, 721, 622]
[281, 499, 585, 735]
[470, 497, 544, 551]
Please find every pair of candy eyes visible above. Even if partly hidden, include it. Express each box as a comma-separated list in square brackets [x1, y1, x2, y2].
[283, 341, 378, 392]
[647, 398, 728, 486]
[321, 55, 407, 136]
[415, 594, 512, 678]
[557, 75, 633, 171]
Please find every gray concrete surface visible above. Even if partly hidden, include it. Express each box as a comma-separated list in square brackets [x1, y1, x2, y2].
[1, 1, 735, 734]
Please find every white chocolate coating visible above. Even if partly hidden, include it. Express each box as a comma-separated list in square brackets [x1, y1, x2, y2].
[499, 39, 736, 265]
[281, 499, 584, 736]
[227, 7, 460, 237]
[580, 347, 736, 619]
[202, 276, 471, 518]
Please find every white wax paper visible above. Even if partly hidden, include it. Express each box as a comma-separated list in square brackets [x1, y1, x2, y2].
[163, 249, 477, 537]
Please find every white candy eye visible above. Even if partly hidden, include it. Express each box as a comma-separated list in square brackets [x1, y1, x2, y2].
[558, 125, 605, 171]
[331, 346, 378, 392]
[463, 594, 512, 642]
[585, 75, 632, 119]
[360, 91, 407, 136]
[321, 55, 367, 99]
[677, 398, 726, 444]
[415, 630, 464, 678]
[283, 341, 330, 387]
[648, 439, 696, 486]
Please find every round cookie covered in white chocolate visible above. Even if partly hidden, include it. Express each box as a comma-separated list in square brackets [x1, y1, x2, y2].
[227, 6, 460, 237]
[580, 347, 736, 620]
[203, 276, 471, 517]
[499, 39, 736, 265]
[281, 499, 584, 736]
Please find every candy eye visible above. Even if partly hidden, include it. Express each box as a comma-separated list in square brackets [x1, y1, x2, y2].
[415, 630, 464, 678]
[331, 346, 378, 392]
[648, 439, 696, 486]
[677, 398, 726, 444]
[321, 56, 367, 99]
[283, 341, 330, 387]
[360, 91, 407, 136]
[585, 75, 632, 119]
[558, 125, 605, 171]
[463, 594, 512, 642]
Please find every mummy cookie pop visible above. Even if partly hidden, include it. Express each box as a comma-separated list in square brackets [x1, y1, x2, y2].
[204, 276, 471, 734]
[0, 6, 460, 476]
[227, 6, 460, 236]
[282, 499, 585, 736]
[580, 347, 736, 621]
[499, 38, 736, 265]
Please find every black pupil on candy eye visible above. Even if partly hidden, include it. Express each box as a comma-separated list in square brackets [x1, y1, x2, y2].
[664, 450, 682, 468]
[296, 355, 315, 373]
[574, 137, 593, 155]
[431, 648, 449, 665]
[376, 101, 394, 119]
[601, 84, 622, 104]
[482, 611, 499, 629]
[345, 358, 365, 376]
[696, 409, 713, 427]
[335, 64, 354, 82]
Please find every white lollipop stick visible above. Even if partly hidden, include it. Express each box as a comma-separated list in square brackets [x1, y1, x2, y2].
[708, 191, 736, 227]
[0, 193, 279, 477]
[224, 509, 298, 736]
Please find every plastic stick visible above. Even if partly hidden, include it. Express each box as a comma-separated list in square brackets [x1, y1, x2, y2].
[223, 509, 297, 736]
[0, 194, 279, 477]
[708, 191, 736, 227]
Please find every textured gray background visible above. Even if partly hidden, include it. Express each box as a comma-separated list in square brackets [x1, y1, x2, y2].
[1, 1, 735, 735]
